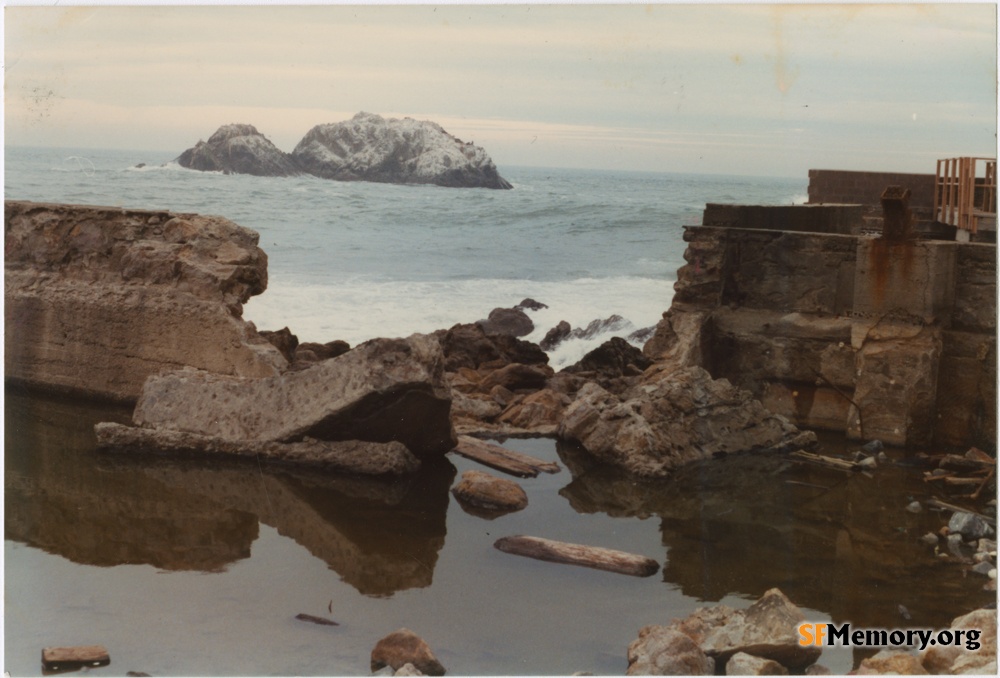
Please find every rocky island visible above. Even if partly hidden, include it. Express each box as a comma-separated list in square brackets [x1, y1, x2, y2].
[174, 113, 512, 189]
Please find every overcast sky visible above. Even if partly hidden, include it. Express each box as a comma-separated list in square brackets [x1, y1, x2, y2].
[4, 3, 997, 177]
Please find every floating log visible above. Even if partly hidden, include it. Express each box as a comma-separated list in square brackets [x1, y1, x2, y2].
[926, 498, 997, 525]
[789, 450, 860, 472]
[494, 535, 660, 577]
[453, 436, 560, 478]
[295, 613, 339, 626]
[41, 645, 110, 671]
[939, 454, 994, 472]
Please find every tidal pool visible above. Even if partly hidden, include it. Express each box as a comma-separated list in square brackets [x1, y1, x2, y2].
[5, 387, 993, 676]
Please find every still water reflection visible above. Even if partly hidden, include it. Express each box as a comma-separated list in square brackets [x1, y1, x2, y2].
[5, 388, 993, 675]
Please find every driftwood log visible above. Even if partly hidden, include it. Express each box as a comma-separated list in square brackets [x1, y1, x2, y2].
[453, 436, 560, 478]
[41, 646, 110, 671]
[295, 613, 340, 627]
[494, 535, 660, 577]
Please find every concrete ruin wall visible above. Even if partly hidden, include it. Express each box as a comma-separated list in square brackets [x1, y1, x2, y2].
[648, 204, 996, 449]
[807, 169, 937, 208]
[5, 201, 287, 402]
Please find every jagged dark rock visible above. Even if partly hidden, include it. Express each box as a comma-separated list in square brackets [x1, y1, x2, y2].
[540, 321, 572, 351]
[476, 307, 534, 338]
[292, 112, 512, 189]
[175, 124, 302, 177]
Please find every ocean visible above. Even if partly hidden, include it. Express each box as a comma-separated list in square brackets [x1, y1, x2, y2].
[3, 146, 807, 368]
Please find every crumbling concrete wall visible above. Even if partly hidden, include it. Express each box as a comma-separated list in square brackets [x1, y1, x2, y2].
[808, 169, 936, 208]
[646, 205, 996, 449]
[5, 201, 286, 402]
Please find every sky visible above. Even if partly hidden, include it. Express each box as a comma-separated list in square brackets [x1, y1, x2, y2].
[3, 3, 997, 177]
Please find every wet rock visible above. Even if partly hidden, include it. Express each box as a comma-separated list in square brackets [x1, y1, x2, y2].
[516, 298, 548, 311]
[479, 363, 553, 392]
[477, 307, 534, 338]
[176, 124, 301, 176]
[627, 326, 656, 345]
[920, 532, 940, 546]
[260, 327, 300, 363]
[563, 337, 652, 382]
[667, 588, 821, 671]
[804, 664, 832, 675]
[540, 321, 572, 351]
[626, 625, 715, 675]
[949, 512, 995, 540]
[971, 561, 994, 576]
[41, 646, 111, 671]
[394, 663, 424, 677]
[451, 470, 528, 514]
[906, 501, 923, 513]
[497, 388, 571, 434]
[920, 609, 997, 674]
[725, 651, 789, 675]
[857, 456, 878, 471]
[558, 366, 817, 478]
[856, 650, 928, 674]
[110, 333, 455, 460]
[293, 112, 512, 189]
[570, 314, 632, 341]
[371, 628, 445, 676]
[373, 666, 395, 677]
[861, 439, 885, 454]
[436, 323, 548, 371]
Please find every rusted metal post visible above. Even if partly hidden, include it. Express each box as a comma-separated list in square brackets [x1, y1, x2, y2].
[879, 185, 914, 241]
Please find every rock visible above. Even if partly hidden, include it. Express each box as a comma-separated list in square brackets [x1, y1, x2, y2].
[5, 201, 286, 402]
[175, 124, 302, 177]
[371, 629, 445, 676]
[297, 340, 351, 362]
[436, 323, 548, 371]
[451, 470, 528, 514]
[861, 439, 885, 453]
[293, 112, 511, 189]
[920, 609, 997, 674]
[497, 388, 571, 434]
[725, 652, 789, 675]
[563, 337, 652, 381]
[804, 664, 832, 675]
[96, 423, 421, 475]
[260, 327, 300, 363]
[569, 314, 633, 341]
[540, 321, 572, 351]
[394, 664, 424, 677]
[558, 366, 817, 478]
[668, 588, 821, 671]
[920, 532, 940, 546]
[906, 501, 923, 513]
[971, 561, 994, 576]
[626, 626, 715, 675]
[627, 326, 656, 345]
[477, 307, 534, 338]
[856, 650, 928, 675]
[41, 646, 111, 671]
[112, 333, 455, 459]
[373, 667, 395, 677]
[515, 298, 548, 311]
[949, 511, 995, 540]
[479, 363, 553, 392]
[857, 456, 878, 471]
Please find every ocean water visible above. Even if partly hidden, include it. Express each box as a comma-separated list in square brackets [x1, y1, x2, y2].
[4, 146, 807, 368]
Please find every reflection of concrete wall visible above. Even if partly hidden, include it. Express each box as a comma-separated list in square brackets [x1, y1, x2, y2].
[650, 207, 996, 448]
[5, 390, 258, 571]
[5, 390, 453, 596]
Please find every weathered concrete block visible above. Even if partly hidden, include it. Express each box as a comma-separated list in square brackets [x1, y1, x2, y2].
[4, 201, 285, 401]
[935, 331, 997, 448]
[848, 323, 942, 446]
[132, 333, 457, 458]
[703, 203, 864, 235]
[760, 382, 852, 432]
[853, 239, 956, 326]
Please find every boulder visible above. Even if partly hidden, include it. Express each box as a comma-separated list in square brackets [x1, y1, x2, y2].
[450, 470, 528, 514]
[515, 298, 548, 311]
[260, 327, 299, 363]
[626, 626, 714, 675]
[570, 314, 632, 341]
[175, 124, 302, 177]
[919, 608, 996, 675]
[666, 589, 821, 672]
[293, 112, 512, 189]
[4, 201, 285, 402]
[435, 323, 548, 372]
[948, 512, 995, 540]
[479, 363, 553, 392]
[540, 321, 572, 351]
[297, 340, 351, 361]
[370, 629, 446, 676]
[558, 366, 817, 478]
[563, 337, 652, 381]
[725, 652, 789, 675]
[856, 650, 927, 675]
[113, 333, 456, 459]
[497, 388, 571, 434]
[477, 307, 534, 338]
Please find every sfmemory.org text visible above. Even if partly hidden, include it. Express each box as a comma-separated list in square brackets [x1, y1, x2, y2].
[799, 623, 981, 652]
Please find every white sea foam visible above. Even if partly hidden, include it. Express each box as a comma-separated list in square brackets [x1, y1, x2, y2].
[244, 275, 672, 369]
